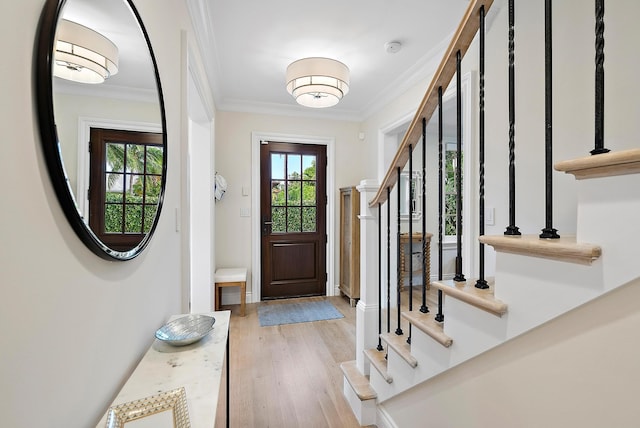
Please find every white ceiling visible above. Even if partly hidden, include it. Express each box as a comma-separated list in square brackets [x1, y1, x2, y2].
[187, 0, 470, 121]
[55, 0, 468, 124]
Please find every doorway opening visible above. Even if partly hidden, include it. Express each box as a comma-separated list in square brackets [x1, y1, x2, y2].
[260, 142, 327, 299]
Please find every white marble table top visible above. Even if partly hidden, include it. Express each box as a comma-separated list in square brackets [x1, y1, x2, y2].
[96, 311, 230, 427]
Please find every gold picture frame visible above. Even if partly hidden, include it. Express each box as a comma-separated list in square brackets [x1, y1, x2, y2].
[105, 387, 191, 428]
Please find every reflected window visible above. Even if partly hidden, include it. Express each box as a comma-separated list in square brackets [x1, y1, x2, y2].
[89, 128, 163, 251]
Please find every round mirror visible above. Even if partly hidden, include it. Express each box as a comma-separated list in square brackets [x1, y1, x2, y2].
[36, 0, 167, 260]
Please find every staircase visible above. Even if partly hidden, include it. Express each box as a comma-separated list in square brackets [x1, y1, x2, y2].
[344, 151, 640, 427]
[341, 0, 640, 426]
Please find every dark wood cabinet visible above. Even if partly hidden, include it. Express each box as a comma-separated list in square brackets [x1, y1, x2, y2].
[339, 187, 360, 306]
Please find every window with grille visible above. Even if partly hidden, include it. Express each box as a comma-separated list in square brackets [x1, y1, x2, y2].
[270, 153, 317, 233]
[89, 128, 163, 251]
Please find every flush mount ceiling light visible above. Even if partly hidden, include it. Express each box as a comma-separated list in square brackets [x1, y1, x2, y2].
[286, 57, 350, 108]
[54, 19, 119, 84]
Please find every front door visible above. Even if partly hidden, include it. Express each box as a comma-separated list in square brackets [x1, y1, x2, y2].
[260, 141, 327, 299]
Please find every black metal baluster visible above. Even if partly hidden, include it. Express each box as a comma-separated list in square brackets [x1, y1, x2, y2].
[435, 86, 445, 323]
[377, 203, 384, 351]
[407, 145, 413, 345]
[420, 117, 430, 312]
[476, 6, 490, 289]
[396, 167, 403, 336]
[592, 0, 609, 155]
[453, 50, 466, 282]
[505, 0, 521, 236]
[387, 187, 391, 335]
[541, 0, 561, 239]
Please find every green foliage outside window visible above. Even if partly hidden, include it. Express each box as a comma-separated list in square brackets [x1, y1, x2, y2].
[271, 159, 316, 233]
[104, 144, 163, 234]
[444, 148, 462, 236]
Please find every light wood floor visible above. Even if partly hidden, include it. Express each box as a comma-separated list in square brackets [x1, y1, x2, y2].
[216, 295, 376, 428]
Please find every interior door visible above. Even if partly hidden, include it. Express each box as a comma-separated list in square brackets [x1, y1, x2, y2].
[260, 141, 327, 299]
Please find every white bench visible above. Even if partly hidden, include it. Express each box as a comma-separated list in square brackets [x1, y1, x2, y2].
[214, 268, 247, 316]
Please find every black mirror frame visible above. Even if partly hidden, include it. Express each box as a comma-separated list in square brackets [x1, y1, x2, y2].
[35, 0, 168, 261]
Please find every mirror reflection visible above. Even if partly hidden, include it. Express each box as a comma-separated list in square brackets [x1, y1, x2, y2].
[47, 0, 166, 258]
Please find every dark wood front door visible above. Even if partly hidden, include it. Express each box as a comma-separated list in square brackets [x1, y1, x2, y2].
[260, 141, 327, 299]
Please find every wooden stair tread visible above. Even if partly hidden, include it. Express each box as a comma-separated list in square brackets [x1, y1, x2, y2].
[364, 349, 393, 383]
[402, 311, 453, 348]
[340, 360, 377, 401]
[380, 333, 418, 368]
[479, 234, 601, 266]
[555, 148, 640, 180]
[432, 278, 507, 317]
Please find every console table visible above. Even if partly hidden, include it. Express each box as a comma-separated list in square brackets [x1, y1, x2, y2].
[96, 311, 230, 427]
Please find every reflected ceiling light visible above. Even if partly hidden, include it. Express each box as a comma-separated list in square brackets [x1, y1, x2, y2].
[286, 57, 349, 108]
[54, 19, 119, 84]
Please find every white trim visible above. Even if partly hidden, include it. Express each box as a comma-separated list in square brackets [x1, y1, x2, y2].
[76, 117, 162, 220]
[251, 132, 336, 302]
[377, 110, 415, 181]
[462, 71, 476, 277]
[376, 405, 399, 428]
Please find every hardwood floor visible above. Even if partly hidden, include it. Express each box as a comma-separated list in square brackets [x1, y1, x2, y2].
[217, 295, 375, 428]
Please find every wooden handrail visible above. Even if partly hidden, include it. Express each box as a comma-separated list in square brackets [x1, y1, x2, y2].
[369, 0, 494, 207]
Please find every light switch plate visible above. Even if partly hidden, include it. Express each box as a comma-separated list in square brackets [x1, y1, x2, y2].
[485, 207, 495, 226]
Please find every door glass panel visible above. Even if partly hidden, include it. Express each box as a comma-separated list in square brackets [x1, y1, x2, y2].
[302, 207, 316, 232]
[145, 176, 160, 203]
[125, 204, 143, 232]
[272, 180, 285, 206]
[287, 207, 301, 232]
[302, 181, 315, 206]
[105, 204, 123, 233]
[302, 155, 316, 179]
[272, 207, 285, 232]
[271, 153, 285, 180]
[287, 154, 301, 179]
[146, 146, 163, 174]
[143, 205, 156, 232]
[287, 181, 301, 205]
[106, 143, 125, 172]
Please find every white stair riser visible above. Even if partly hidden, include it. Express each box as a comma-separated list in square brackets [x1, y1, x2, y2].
[495, 252, 603, 338]
[368, 363, 396, 402]
[385, 347, 417, 392]
[443, 298, 507, 366]
[409, 328, 452, 380]
[342, 378, 377, 426]
[577, 174, 640, 288]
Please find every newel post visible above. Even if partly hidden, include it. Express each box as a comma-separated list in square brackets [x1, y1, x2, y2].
[355, 179, 380, 372]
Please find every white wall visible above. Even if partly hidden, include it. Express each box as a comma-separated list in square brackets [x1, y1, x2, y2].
[481, 0, 640, 241]
[0, 1, 197, 426]
[214, 110, 363, 299]
[53, 92, 161, 192]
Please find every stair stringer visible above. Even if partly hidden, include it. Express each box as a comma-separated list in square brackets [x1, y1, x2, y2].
[370, 249, 605, 403]
[377, 275, 640, 428]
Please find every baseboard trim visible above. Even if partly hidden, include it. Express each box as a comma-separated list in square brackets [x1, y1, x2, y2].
[376, 404, 398, 428]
